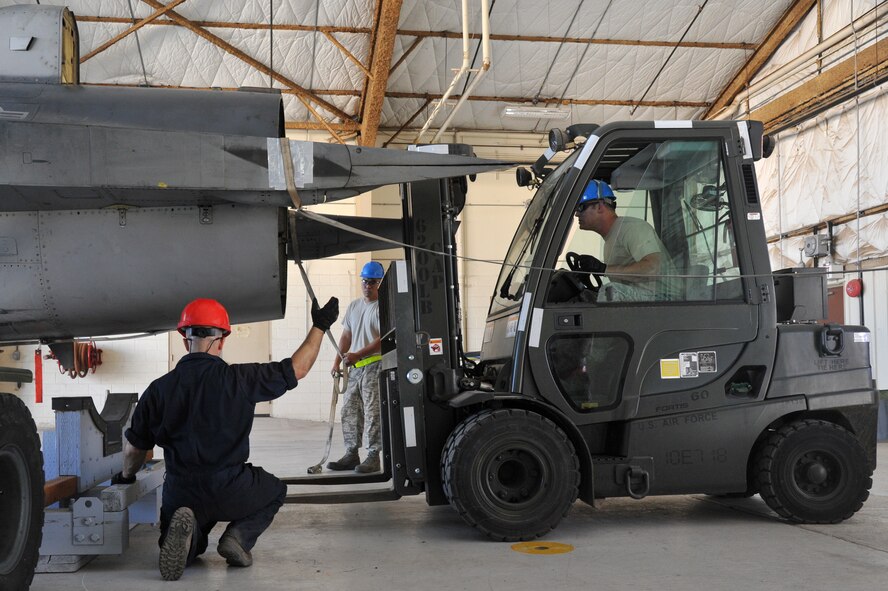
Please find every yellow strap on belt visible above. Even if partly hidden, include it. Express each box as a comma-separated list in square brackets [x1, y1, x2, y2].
[353, 354, 382, 368]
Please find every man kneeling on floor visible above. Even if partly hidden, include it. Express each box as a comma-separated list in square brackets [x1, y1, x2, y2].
[112, 296, 339, 581]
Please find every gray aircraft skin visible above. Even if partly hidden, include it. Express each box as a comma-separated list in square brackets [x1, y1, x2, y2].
[0, 5, 511, 343]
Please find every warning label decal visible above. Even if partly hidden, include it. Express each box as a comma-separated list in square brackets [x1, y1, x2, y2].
[661, 351, 717, 379]
[698, 351, 717, 373]
[679, 352, 699, 378]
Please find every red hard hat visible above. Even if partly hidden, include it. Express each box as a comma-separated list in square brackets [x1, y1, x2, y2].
[177, 299, 231, 336]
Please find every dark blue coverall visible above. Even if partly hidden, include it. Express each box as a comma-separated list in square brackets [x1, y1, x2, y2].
[125, 352, 296, 563]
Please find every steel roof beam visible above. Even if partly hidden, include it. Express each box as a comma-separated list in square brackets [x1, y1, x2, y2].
[78, 15, 372, 35]
[77, 15, 756, 50]
[82, 82, 707, 109]
[81, 0, 189, 63]
[138, 0, 352, 122]
[321, 31, 372, 78]
[703, 0, 816, 119]
[750, 35, 888, 133]
[359, 0, 403, 147]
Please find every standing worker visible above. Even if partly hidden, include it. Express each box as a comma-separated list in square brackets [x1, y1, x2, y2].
[113, 296, 339, 581]
[327, 261, 384, 473]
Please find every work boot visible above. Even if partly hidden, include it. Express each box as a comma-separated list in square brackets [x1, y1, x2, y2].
[159, 507, 195, 581]
[354, 452, 380, 474]
[217, 534, 253, 567]
[326, 450, 360, 471]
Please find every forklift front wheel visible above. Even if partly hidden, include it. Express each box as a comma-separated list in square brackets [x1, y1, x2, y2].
[0, 393, 44, 591]
[756, 419, 871, 523]
[441, 409, 580, 542]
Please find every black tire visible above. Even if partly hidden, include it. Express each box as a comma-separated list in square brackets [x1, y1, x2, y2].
[0, 393, 44, 591]
[441, 409, 579, 541]
[755, 419, 871, 523]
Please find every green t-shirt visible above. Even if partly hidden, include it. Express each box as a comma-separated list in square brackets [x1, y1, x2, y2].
[602, 216, 671, 300]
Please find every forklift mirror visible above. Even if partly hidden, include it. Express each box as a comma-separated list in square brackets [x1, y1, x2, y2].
[762, 134, 775, 159]
[690, 185, 727, 211]
[548, 128, 568, 152]
[516, 167, 532, 187]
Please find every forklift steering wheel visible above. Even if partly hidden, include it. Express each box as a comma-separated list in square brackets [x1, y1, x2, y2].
[566, 252, 603, 288]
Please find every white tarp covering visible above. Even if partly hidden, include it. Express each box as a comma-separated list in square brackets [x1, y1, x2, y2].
[753, 0, 888, 271]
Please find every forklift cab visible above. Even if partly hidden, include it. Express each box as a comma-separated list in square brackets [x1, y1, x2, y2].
[483, 121, 777, 472]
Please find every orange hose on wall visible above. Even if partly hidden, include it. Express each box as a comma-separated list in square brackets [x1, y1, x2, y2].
[50, 341, 102, 379]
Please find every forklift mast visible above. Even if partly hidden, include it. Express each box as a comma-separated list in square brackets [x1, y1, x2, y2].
[378, 144, 476, 504]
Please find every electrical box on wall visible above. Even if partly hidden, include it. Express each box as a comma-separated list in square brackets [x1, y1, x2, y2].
[803, 234, 830, 258]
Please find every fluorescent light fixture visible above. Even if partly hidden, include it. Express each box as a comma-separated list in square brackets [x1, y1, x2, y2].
[502, 105, 571, 120]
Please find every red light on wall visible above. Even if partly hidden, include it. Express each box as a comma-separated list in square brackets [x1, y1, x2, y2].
[846, 278, 863, 298]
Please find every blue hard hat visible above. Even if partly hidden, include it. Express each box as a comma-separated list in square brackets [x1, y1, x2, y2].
[578, 179, 616, 206]
[361, 261, 385, 279]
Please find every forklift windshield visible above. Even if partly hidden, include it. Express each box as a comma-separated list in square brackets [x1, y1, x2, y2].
[492, 150, 581, 313]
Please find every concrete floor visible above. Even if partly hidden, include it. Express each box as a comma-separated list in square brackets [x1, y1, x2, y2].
[31, 418, 888, 591]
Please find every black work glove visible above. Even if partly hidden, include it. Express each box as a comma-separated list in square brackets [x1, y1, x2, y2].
[111, 471, 136, 485]
[311, 297, 339, 331]
[577, 254, 607, 275]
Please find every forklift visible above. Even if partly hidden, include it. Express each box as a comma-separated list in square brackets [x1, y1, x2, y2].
[287, 120, 877, 542]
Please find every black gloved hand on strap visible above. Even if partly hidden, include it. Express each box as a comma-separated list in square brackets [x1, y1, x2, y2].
[111, 471, 136, 485]
[311, 297, 339, 331]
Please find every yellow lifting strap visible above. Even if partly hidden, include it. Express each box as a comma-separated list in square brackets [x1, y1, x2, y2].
[353, 354, 382, 368]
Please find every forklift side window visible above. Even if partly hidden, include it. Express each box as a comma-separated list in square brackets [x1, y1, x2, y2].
[548, 334, 629, 411]
[492, 151, 581, 314]
[553, 139, 742, 303]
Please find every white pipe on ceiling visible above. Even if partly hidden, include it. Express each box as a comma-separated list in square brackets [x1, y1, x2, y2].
[415, 0, 491, 144]
[432, 0, 491, 143]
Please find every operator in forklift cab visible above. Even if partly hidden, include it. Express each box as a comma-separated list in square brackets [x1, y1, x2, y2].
[574, 179, 671, 302]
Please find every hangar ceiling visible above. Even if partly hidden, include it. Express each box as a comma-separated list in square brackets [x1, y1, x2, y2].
[3, 0, 883, 152]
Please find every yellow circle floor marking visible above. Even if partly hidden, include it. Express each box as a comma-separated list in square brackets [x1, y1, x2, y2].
[511, 541, 574, 555]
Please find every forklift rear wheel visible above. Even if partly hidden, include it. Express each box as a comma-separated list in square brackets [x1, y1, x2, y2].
[755, 419, 871, 523]
[441, 409, 579, 541]
[0, 393, 44, 591]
